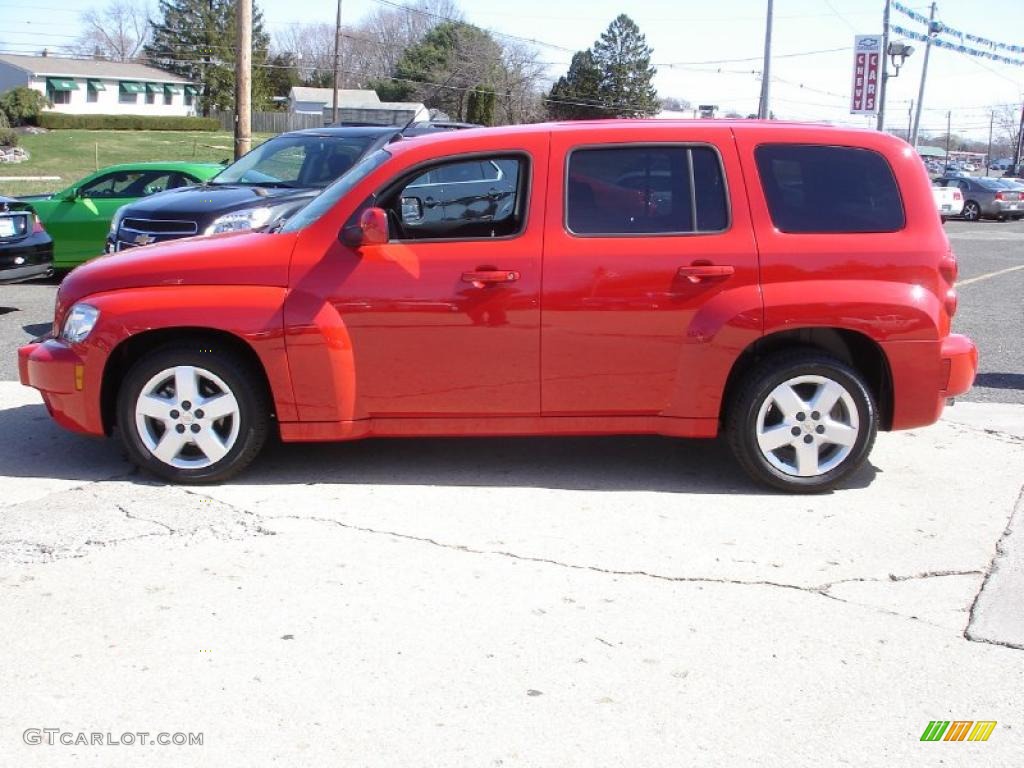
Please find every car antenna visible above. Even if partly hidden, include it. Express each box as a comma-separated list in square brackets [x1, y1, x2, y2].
[399, 111, 421, 134]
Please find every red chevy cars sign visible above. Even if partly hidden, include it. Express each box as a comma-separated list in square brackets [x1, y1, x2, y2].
[850, 35, 882, 115]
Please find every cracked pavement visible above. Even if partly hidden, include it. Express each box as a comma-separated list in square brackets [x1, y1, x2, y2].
[1, 382, 1024, 766]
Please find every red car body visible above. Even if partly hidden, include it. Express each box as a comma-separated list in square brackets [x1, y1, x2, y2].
[19, 120, 977, 486]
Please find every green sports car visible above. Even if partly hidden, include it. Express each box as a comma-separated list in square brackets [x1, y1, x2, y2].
[20, 162, 223, 268]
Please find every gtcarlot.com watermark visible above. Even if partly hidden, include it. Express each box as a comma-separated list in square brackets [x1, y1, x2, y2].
[23, 728, 203, 747]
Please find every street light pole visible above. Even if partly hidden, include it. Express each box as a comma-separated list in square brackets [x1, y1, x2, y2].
[757, 0, 773, 119]
[877, 0, 891, 131]
[910, 1, 938, 147]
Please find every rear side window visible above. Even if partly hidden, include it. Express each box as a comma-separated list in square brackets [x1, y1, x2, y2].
[755, 144, 904, 233]
[566, 145, 729, 235]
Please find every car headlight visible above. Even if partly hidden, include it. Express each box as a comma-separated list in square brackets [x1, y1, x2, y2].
[61, 303, 100, 344]
[204, 207, 275, 236]
[108, 205, 129, 238]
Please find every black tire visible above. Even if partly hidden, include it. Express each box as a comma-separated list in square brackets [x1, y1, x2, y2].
[962, 200, 981, 221]
[116, 344, 270, 484]
[726, 351, 878, 493]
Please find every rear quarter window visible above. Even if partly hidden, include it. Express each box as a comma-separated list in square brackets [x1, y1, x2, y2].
[755, 144, 905, 233]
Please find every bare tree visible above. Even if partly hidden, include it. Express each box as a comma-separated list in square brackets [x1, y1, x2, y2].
[68, 0, 152, 62]
[272, 0, 463, 88]
[496, 41, 546, 124]
[994, 104, 1022, 159]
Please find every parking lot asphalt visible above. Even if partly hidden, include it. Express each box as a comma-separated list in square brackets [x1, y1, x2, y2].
[1, 221, 1023, 765]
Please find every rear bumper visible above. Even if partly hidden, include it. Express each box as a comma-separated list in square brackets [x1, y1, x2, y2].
[882, 334, 977, 430]
[18, 339, 104, 435]
[940, 333, 978, 398]
[0, 234, 53, 283]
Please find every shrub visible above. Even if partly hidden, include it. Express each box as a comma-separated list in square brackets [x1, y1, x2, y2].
[0, 128, 17, 148]
[36, 113, 220, 131]
[0, 86, 51, 126]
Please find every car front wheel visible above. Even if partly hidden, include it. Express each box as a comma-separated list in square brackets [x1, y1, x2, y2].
[727, 352, 878, 492]
[116, 345, 269, 483]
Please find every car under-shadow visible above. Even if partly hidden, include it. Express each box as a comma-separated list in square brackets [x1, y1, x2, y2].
[973, 372, 1024, 390]
[0, 399, 879, 494]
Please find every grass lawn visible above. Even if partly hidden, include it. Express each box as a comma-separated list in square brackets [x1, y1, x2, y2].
[0, 130, 274, 196]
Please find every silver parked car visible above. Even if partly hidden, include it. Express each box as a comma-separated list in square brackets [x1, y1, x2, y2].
[934, 176, 1024, 221]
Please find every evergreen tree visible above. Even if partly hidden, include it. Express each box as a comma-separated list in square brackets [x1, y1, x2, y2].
[466, 86, 496, 126]
[548, 14, 658, 120]
[145, 0, 273, 115]
[546, 50, 604, 120]
[592, 14, 658, 118]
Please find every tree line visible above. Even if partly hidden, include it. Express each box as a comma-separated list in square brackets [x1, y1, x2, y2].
[62, 0, 664, 124]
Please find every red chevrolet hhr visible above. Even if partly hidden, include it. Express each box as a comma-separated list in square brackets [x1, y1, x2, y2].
[19, 121, 977, 491]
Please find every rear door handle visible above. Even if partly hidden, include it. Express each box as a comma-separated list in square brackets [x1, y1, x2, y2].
[676, 264, 735, 283]
[462, 269, 520, 287]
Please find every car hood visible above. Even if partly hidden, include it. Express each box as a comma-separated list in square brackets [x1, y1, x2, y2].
[57, 230, 298, 311]
[120, 183, 319, 217]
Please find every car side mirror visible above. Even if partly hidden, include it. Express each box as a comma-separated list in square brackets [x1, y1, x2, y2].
[341, 207, 390, 247]
[60, 187, 79, 201]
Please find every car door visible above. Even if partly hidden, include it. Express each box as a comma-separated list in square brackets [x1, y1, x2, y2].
[43, 170, 159, 265]
[285, 139, 548, 422]
[541, 127, 761, 416]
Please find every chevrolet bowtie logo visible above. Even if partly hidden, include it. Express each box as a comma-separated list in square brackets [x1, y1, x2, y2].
[134, 234, 156, 246]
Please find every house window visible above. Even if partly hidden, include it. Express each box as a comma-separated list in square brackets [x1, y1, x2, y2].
[145, 91, 155, 105]
[164, 91, 173, 105]
[51, 89, 72, 105]
[184, 90, 194, 107]
[87, 89, 98, 103]
[120, 91, 137, 104]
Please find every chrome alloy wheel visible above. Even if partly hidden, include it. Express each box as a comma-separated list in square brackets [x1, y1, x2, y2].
[754, 375, 860, 478]
[134, 365, 241, 469]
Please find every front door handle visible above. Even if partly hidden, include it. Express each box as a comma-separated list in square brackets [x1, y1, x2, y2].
[462, 269, 520, 287]
[676, 264, 735, 284]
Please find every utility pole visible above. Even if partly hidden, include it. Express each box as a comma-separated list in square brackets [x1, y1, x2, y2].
[234, 0, 252, 160]
[757, 0, 773, 119]
[944, 110, 951, 166]
[986, 110, 994, 176]
[331, 0, 343, 125]
[907, 99, 914, 139]
[877, 0, 891, 130]
[1014, 101, 1024, 172]
[910, 1, 937, 147]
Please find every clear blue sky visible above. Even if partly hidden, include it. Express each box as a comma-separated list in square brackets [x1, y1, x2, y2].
[2, 0, 1022, 138]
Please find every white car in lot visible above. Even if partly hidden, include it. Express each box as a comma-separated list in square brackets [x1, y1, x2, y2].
[931, 181, 964, 221]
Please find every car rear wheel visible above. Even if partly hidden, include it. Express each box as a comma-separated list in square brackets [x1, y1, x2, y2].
[962, 200, 981, 221]
[726, 352, 878, 493]
[116, 345, 269, 483]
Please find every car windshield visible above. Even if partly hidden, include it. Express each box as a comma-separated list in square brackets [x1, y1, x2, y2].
[211, 134, 377, 189]
[281, 149, 391, 233]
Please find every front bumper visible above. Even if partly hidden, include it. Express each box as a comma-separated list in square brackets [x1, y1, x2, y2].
[18, 339, 104, 435]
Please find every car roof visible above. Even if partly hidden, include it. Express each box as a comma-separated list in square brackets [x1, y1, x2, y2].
[280, 125, 402, 139]
[380, 118, 910, 160]
[91, 161, 224, 174]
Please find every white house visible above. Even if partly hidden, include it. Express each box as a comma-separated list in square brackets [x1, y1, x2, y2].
[288, 86, 428, 126]
[0, 54, 200, 117]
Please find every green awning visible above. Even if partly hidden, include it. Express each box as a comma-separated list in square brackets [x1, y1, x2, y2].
[86, 79, 105, 91]
[47, 78, 78, 91]
[145, 83, 162, 93]
[119, 81, 144, 94]
[184, 85, 199, 95]
[163, 84, 181, 94]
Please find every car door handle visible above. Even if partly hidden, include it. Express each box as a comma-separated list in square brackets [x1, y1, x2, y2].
[462, 269, 520, 286]
[676, 264, 735, 283]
